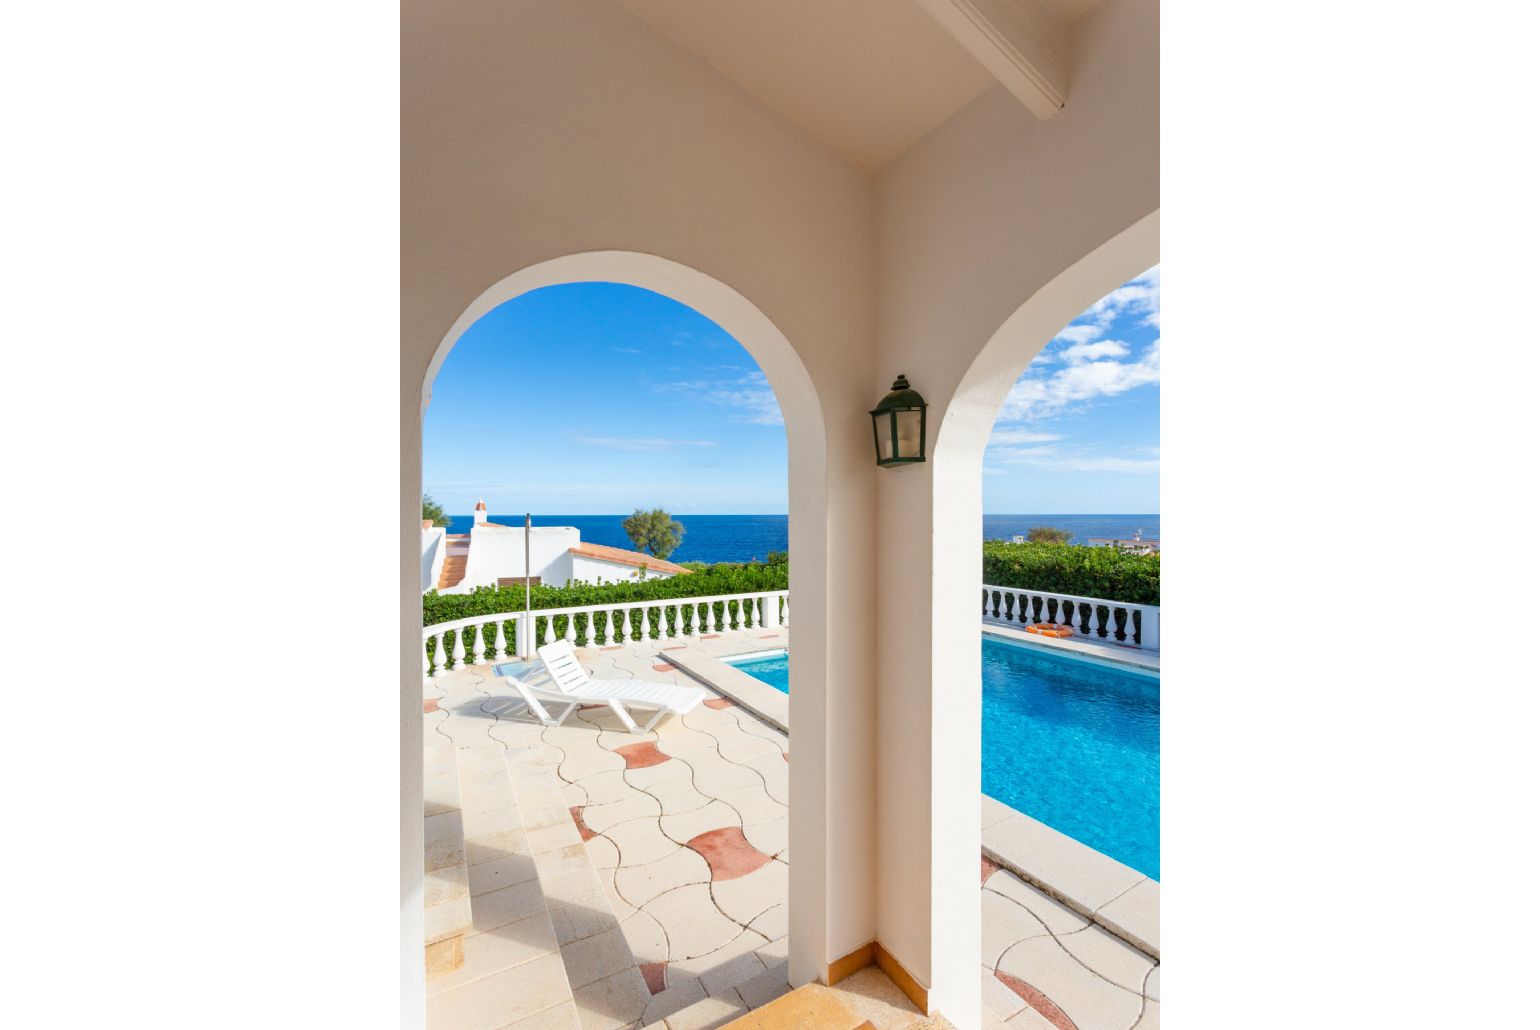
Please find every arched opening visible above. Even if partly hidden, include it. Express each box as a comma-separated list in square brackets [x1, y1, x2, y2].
[927, 213, 1160, 1027]
[411, 252, 832, 1024]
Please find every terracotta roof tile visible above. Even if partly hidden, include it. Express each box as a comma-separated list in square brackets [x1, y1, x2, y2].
[568, 542, 691, 576]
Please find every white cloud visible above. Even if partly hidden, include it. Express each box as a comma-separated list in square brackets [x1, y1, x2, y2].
[998, 339, 1160, 421]
[570, 436, 717, 452]
[1053, 324, 1102, 345]
[987, 428, 1061, 446]
[1059, 339, 1130, 364]
[653, 369, 784, 426]
[987, 446, 1159, 475]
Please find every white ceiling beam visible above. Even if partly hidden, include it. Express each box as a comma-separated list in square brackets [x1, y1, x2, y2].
[913, 0, 1070, 119]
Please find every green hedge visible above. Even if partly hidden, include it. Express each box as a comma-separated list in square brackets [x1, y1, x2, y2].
[423, 563, 789, 671]
[982, 541, 1159, 646]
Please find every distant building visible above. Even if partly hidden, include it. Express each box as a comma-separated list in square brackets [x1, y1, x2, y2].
[1087, 530, 1159, 555]
[421, 501, 690, 593]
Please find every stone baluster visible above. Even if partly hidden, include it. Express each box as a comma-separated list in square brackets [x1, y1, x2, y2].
[542, 615, 555, 646]
[450, 627, 466, 670]
[1091, 605, 1104, 639]
[563, 613, 576, 646]
[423, 636, 433, 679]
[494, 619, 507, 658]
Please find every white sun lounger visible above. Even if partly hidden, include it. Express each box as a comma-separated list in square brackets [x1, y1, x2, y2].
[501, 639, 707, 734]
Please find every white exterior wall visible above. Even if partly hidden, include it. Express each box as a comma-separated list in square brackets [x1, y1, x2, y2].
[458, 526, 580, 590]
[569, 553, 679, 586]
[420, 526, 445, 592]
[404, 0, 1156, 1023]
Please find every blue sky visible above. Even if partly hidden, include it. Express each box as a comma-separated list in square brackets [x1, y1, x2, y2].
[424, 271, 1158, 514]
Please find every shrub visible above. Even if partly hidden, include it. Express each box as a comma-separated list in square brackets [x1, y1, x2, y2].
[982, 541, 1159, 605]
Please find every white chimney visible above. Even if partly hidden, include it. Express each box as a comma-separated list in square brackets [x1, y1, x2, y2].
[473, 499, 488, 525]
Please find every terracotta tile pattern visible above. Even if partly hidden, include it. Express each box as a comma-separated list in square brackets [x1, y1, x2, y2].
[685, 826, 774, 882]
[759, 634, 780, 639]
[639, 961, 668, 995]
[600, 646, 624, 652]
[660, 646, 687, 651]
[994, 970, 1079, 1030]
[703, 698, 735, 710]
[568, 541, 693, 576]
[423, 698, 440, 713]
[570, 806, 597, 842]
[981, 854, 1002, 884]
[614, 741, 670, 770]
[651, 663, 675, 672]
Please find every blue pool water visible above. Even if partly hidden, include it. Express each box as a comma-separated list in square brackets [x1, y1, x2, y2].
[726, 652, 789, 692]
[726, 639, 1159, 879]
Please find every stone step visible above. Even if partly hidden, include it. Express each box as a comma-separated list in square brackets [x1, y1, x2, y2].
[423, 740, 472, 976]
[704, 968, 947, 1030]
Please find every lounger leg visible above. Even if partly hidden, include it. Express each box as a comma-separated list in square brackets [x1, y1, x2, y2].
[640, 708, 670, 733]
[608, 699, 643, 734]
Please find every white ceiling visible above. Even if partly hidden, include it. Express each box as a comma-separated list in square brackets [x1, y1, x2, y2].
[616, 0, 1060, 171]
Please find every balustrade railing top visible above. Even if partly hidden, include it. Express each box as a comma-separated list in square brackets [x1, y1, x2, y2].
[982, 582, 1159, 651]
[422, 589, 789, 676]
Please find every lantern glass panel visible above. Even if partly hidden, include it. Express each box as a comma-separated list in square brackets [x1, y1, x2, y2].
[876, 414, 895, 461]
[895, 409, 922, 458]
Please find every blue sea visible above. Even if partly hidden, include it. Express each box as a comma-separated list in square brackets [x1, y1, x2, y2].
[443, 513, 1159, 564]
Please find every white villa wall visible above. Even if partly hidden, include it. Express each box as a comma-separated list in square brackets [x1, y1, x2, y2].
[570, 552, 674, 585]
[404, 0, 1156, 1023]
[457, 525, 579, 591]
[420, 526, 445, 592]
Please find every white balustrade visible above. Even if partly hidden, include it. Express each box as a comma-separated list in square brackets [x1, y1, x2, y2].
[981, 582, 1159, 651]
[422, 590, 791, 675]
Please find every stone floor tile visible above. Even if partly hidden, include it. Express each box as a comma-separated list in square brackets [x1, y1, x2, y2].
[642, 976, 706, 1025]
[570, 769, 635, 806]
[648, 884, 746, 960]
[560, 925, 636, 989]
[1144, 965, 1159, 1001]
[561, 781, 590, 808]
[585, 832, 622, 871]
[425, 772, 461, 817]
[733, 960, 790, 1010]
[571, 967, 651, 1030]
[560, 753, 629, 783]
[583, 792, 663, 835]
[615, 846, 711, 909]
[627, 754, 696, 790]
[427, 951, 572, 1030]
[660, 993, 745, 1030]
[985, 872, 1091, 937]
[426, 893, 473, 946]
[830, 967, 923, 1029]
[526, 819, 585, 856]
[660, 800, 740, 846]
[668, 929, 768, 983]
[1131, 998, 1158, 1029]
[1055, 925, 1155, 995]
[463, 805, 523, 840]
[710, 784, 784, 828]
[497, 1000, 582, 1029]
[673, 755, 762, 800]
[981, 964, 1026, 1021]
[620, 909, 671, 964]
[1095, 878, 1159, 958]
[605, 816, 681, 868]
[428, 912, 560, 995]
[706, 723, 781, 764]
[996, 937, 1143, 1030]
[746, 903, 786, 943]
[738, 754, 789, 806]
[696, 949, 764, 997]
[753, 937, 788, 966]
[470, 880, 547, 936]
[653, 723, 720, 760]
[982, 888, 1050, 969]
[740, 816, 787, 859]
[639, 777, 713, 816]
[710, 860, 786, 923]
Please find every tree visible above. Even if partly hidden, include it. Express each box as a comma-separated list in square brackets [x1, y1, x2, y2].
[622, 508, 685, 559]
[765, 550, 788, 566]
[1027, 526, 1072, 545]
[422, 492, 452, 529]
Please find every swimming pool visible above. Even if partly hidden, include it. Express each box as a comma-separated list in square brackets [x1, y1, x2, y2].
[725, 639, 1159, 879]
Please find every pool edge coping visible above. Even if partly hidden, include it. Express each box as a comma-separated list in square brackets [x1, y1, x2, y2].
[663, 647, 1160, 962]
[982, 621, 1161, 673]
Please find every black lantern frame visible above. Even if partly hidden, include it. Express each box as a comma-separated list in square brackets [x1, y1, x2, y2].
[869, 374, 927, 467]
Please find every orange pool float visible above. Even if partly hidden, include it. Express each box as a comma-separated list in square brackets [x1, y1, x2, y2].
[1025, 623, 1074, 638]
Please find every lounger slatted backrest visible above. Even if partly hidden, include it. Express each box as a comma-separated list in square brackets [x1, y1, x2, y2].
[537, 640, 590, 694]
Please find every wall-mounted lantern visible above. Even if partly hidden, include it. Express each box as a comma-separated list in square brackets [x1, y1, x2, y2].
[869, 374, 927, 467]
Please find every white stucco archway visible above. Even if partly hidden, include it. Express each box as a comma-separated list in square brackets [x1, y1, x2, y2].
[409, 249, 842, 998]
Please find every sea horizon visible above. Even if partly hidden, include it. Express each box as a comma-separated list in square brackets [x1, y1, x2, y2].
[439, 513, 1160, 564]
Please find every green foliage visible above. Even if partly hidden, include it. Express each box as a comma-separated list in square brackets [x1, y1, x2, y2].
[982, 541, 1159, 606]
[421, 493, 452, 529]
[622, 508, 685, 559]
[765, 550, 788, 566]
[1026, 526, 1073, 545]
